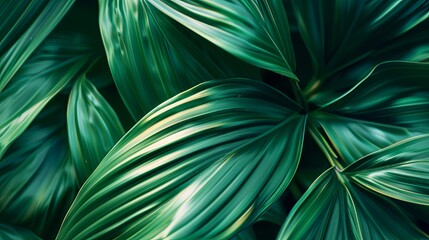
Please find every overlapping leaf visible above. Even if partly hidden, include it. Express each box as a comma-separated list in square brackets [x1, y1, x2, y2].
[0, 101, 78, 239]
[150, 0, 296, 79]
[57, 79, 306, 239]
[277, 168, 428, 239]
[99, 0, 260, 119]
[310, 62, 429, 166]
[0, 0, 75, 92]
[232, 228, 257, 240]
[345, 134, 429, 206]
[67, 77, 125, 186]
[292, 0, 429, 97]
[0, 224, 41, 240]
[0, 31, 97, 159]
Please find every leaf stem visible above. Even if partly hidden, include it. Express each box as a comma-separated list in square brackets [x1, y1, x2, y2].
[290, 80, 308, 112]
[308, 122, 344, 170]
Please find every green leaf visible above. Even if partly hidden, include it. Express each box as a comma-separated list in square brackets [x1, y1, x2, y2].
[232, 228, 257, 240]
[0, 0, 75, 92]
[150, 0, 297, 79]
[310, 61, 429, 165]
[67, 77, 125, 186]
[0, 31, 96, 159]
[57, 79, 306, 239]
[344, 134, 429, 206]
[277, 168, 428, 239]
[257, 200, 287, 225]
[0, 101, 78, 239]
[99, 0, 260, 119]
[0, 224, 41, 240]
[292, 0, 429, 96]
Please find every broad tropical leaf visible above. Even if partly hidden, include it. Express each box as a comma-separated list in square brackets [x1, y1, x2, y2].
[0, 224, 41, 240]
[0, 0, 75, 92]
[0, 31, 97, 159]
[150, 0, 297, 79]
[99, 0, 260, 119]
[292, 0, 429, 96]
[0, 101, 78, 239]
[310, 61, 429, 166]
[344, 134, 429, 206]
[67, 77, 125, 186]
[57, 79, 306, 239]
[277, 168, 428, 239]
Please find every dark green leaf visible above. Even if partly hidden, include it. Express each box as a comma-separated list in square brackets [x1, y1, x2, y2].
[67, 77, 125, 186]
[0, 224, 41, 240]
[292, 0, 429, 96]
[99, 0, 260, 119]
[57, 79, 306, 239]
[0, 101, 78, 239]
[310, 61, 429, 165]
[257, 200, 287, 225]
[278, 168, 428, 239]
[150, 0, 297, 79]
[0, 0, 75, 92]
[345, 134, 429, 206]
[0, 31, 97, 159]
[232, 228, 258, 240]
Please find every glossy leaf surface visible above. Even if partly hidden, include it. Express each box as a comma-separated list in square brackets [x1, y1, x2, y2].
[150, 0, 297, 79]
[0, 102, 78, 239]
[57, 79, 306, 239]
[0, 0, 75, 92]
[67, 77, 125, 186]
[310, 62, 429, 165]
[0, 224, 41, 240]
[99, 0, 260, 119]
[278, 168, 428, 239]
[0, 31, 97, 159]
[345, 135, 429, 206]
[292, 0, 429, 95]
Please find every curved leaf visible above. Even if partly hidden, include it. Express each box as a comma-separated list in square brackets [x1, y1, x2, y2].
[0, 224, 41, 240]
[278, 168, 428, 239]
[310, 61, 429, 165]
[67, 77, 125, 186]
[257, 200, 287, 225]
[232, 228, 257, 240]
[345, 134, 429, 206]
[150, 0, 297, 79]
[57, 79, 305, 239]
[0, 101, 78, 239]
[0, 31, 97, 159]
[99, 0, 260, 119]
[293, 0, 429, 96]
[0, 0, 75, 92]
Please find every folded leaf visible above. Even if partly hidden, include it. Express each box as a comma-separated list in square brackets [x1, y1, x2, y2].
[278, 168, 428, 239]
[99, 0, 260, 119]
[0, 224, 41, 240]
[0, 101, 78, 239]
[345, 134, 429, 206]
[150, 0, 297, 79]
[292, 0, 429, 97]
[0, 0, 75, 92]
[0, 31, 96, 159]
[67, 77, 125, 186]
[57, 79, 305, 239]
[310, 62, 429, 165]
